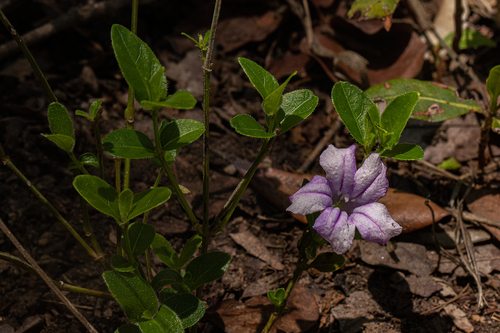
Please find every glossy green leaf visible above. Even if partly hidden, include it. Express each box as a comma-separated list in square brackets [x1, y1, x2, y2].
[380, 91, 419, 149]
[332, 82, 374, 144]
[151, 233, 178, 269]
[119, 189, 134, 221]
[151, 269, 183, 291]
[115, 324, 141, 333]
[348, 0, 399, 19]
[487, 65, 500, 109]
[111, 24, 167, 103]
[102, 129, 156, 159]
[183, 252, 231, 291]
[103, 271, 158, 323]
[308, 252, 345, 272]
[160, 119, 205, 151]
[279, 89, 319, 133]
[238, 57, 278, 99]
[230, 114, 274, 138]
[73, 175, 120, 221]
[380, 143, 424, 160]
[111, 255, 138, 272]
[128, 187, 171, 220]
[137, 305, 183, 333]
[444, 30, 496, 50]
[159, 292, 206, 328]
[178, 235, 202, 268]
[262, 72, 296, 116]
[437, 157, 462, 170]
[41, 134, 75, 153]
[366, 79, 482, 122]
[128, 223, 156, 257]
[47, 102, 74, 139]
[141, 90, 197, 110]
[90, 99, 103, 119]
[68, 152, 99, 170]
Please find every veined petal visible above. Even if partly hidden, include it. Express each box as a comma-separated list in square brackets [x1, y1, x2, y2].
[350, 153, 388, 206]
[313, 207, 355, 254]
[287, 175, 333, 215]
[319, 145, 356, 196]
[350, 202, 402, 245]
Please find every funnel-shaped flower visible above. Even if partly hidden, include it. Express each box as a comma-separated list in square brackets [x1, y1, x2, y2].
[287, 145, 401, 254]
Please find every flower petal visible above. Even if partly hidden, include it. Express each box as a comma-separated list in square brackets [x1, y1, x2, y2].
[319, 145, 356, 196]
[313, 207, 355, 254]
[350, 202, 402, 245]
[350, 153, 388, 206]
[287, 175, 332, 215]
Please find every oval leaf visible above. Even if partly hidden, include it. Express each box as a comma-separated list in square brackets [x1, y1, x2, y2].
[128, 222, 156, 257]
[119, 189, 134, 221]
[380, 143, 424, 161]
[102, 129, 156, 159]
[73, 175, 120, 221]
[230, 114, 274, 138]
[183, 252, 231, 291]
[41, 134, 75, 153]
[47, 102, 74, 139]
[103, 271, 158, 323]
[115, 324, 142, 333]
[487, 65, 500, 108]
[308, 252, 345, 272]
[238, 57, 278, 99]
[68, 152, 99, 170]
[90, 99, 103, 119]
[137, 305, 183, 333]
[160, 119, 205, 151]
[141, 90, 197, 110]
[366, 79, 482, 122]
[177, 235, 202, 268]
[128, 187, 171, 220]
[151, 233, 178, 269]
[261, 72, 295, 116]
[159, 292, 206, 328]
[111, 24, 167, 103]
[151, 269, 183, 291]
[111, 255, 138, 272]
[380, 91, 419, 149]
[279, 89, 319, 133]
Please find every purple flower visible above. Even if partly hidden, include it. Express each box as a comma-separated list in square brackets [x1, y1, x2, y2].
[287, 145, 402, 254]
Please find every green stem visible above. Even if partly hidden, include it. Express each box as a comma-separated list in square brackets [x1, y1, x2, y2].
[0, 252, 114, 300]
[114, 159, 122, 255]
[0, 10, 57, 103]
[261, 254, 308, 333]
[92, 118, 105, 181]
[120, 222, 147, 280]
[68, 151, 89, 175]
[0, 143, 97, 260]
[151, 108, 201, 233]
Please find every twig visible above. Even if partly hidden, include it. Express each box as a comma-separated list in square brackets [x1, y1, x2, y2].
[0, 218, 99, 333]
[446, 208, 500, 228]
[420, 284, 470, 315]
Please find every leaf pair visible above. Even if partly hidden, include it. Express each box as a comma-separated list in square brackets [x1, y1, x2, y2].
[332, 82, 423, 160]
[73, 175, 170, 224]
[41, 103, 75, 152]
[230, 58, 318, 138]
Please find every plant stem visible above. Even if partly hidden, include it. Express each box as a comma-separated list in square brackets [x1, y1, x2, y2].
[92, 116, 105, 180]
[0, 252, 114, 300]
[68, 151, 89, 175]
[0, 143, 97, 260]
[261, 254, 308, 333]
[114, 159, 122, 255]
[151, 108, 201, 233]
[120, 223, 147, 280]
[0, 10, 57, 103]
[478, 92, 496, 171]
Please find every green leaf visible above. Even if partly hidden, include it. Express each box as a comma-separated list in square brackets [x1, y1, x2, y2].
[47, 102, 74, 139]
[128, 187, 171, 220]
[177, 235, 202, 268]
[73, 175, 120, 221]
[128, 223, 156, 257]
[230, 114, 274, 138]
[111, 24, 167, 103]
[261, 72, 296, 116]
[158, 292, 206, 328]
[267, 288, 285, 307]
[90, 99, 103, 119]
[183, 252, 231, 291]
[363, 104, 382, 152]
[308, 252, 345, 272]
[379, 91, 419, 149]
[102, 271, 158, 323]
[332, 82, 375, 144]
[137, 305, 184, 333]
[119, 189, 134, 221]
[41, 134, 75, 153]
[493, 117, 500, 132]
[111, 255, 138, 272]
[151, 269, 183, 291]
[487, 65, 500, 109]
[348, 0, 399, 19]
[68, 152, 99, 170]
[366, 79, 482, 122]
[141, 90, 197, 110]
[437, 157, 462, 170]
[115, 324, 142, 333]
[380, 143, 424, 160]
[102, 129, 156, 159]
[279, 89, 319, 133]
[75, 110, 92, 121]
[238, 57, 278, 99]
[151, 233, 178, 269]
[151, 149, 178, 168]
[160, 119, 205, 151]
[444, 30, 497, 50]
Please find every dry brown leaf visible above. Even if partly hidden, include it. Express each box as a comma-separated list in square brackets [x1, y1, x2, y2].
[444, 304, 475, 333]
[466, 187, 500, 242]
[229, 230, 285, 270]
